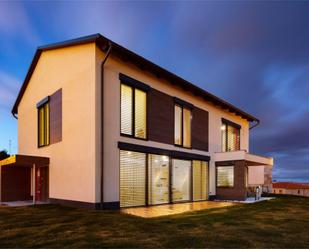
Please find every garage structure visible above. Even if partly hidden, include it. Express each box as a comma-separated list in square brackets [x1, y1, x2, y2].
[0, 155, 49, 203]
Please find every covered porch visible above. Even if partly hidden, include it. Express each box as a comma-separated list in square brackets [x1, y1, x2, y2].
[0, 155, 49, 204]
[214, 151, 273, 200]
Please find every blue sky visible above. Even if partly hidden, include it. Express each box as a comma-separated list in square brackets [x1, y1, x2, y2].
[0, 1, 309, 182]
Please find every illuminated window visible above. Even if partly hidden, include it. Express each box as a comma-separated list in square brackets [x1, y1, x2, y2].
[38, 101, 50, 147]
[221, 120, 240, 152]
[217, 166, 234, 187]
[121, 84, 147, 139]
[174, 104, 191, 148]
[193, 160, 208, 201]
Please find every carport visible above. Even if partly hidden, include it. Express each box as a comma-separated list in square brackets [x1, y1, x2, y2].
[0, 155, 49, 203]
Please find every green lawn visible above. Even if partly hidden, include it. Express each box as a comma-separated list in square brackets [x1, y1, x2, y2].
[0, 196, 308, 248]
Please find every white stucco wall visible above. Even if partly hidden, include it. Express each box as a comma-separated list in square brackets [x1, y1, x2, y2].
[18, 43, 98, 203]
[248, 166, 265, 185]
[96, 48, 250, 203]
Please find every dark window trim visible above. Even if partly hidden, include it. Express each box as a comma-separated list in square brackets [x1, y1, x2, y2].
[36, 96, 50, 108]
[118, 142, 210, 161]
[174, 103, 192, 149]
[119, 73, 151, 92]
[222, 118, 241, 129]
[174, 97, 194, 109]
[216, 165, 235, 188]
[120, 81, 148, 141]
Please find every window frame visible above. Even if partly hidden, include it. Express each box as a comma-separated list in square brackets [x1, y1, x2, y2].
[120, 78, 148, 141]
[174, 99, 192, 149]
[221, 118, 241, 152]
[37, 96, 50, 148]
[216, 165, 234, 188]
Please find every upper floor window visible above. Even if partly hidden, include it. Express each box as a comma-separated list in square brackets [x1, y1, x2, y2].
[37, 98, 50, 147]
[221, 119, 240, 152]
[121, 83, 147, 139]
[174, 103, 192, 148]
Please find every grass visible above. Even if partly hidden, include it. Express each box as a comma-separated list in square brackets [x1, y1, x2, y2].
[0, 196, 308, 248]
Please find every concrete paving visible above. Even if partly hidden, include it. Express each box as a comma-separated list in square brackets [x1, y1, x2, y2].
[122, 201, 237, 218]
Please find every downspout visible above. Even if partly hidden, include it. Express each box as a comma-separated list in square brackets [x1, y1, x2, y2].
[100, 42, 112, 209]
[249, 119, 260, 130]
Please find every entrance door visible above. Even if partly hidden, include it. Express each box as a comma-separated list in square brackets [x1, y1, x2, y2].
[35, 167, 48, 202]
[172, 159, 191, 202]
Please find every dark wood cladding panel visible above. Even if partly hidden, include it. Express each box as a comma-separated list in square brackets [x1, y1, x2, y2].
[50, 89, 62, 144]
[1, 166, 31, 202]
[192, 107, 209, 151]
[215, 160, 247, 200]
[148, 89, 174, 144]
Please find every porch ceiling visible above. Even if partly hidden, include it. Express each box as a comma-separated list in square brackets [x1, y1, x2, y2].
[214, 151, 273, 166]
[0, 155, 49, 167]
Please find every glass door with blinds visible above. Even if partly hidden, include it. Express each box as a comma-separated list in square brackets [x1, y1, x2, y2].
[192, 160, 209, 201]
[172, 159, 191, 202]
[120, 150, 146, 208]
[148, 154, 170, 205]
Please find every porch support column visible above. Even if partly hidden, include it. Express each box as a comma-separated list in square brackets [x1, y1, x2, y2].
[33, 163, 36, 204]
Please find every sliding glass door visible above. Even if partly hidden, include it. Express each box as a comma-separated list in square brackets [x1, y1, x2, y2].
[148, 154, 170, 205]
[172, 159, 191, 202]
[193, 160, 208, 201]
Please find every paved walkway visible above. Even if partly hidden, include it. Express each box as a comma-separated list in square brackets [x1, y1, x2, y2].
[1, 201, 49, 207]
[122, 201, 237, 218]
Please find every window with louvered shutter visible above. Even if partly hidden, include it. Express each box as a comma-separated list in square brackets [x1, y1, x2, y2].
[134, 89, 146, 139]
[121, 84, 133, 135]
[38, 102, 49, 147]
[193, 160, 208, 201]
[120, 83, 147, 139]
[217, 166, 234, 187]
[120, 150, 146, 207]
[221, 121, 240, 152]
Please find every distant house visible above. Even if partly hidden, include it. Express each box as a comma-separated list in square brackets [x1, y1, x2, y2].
[0, 34, 273, 209]
[273, 182, 309, 197]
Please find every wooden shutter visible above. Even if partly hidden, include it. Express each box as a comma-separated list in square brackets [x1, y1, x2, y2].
[49, 88, 62, 144]
[148, 89, 174, 144]
[192, 107, 209, 151]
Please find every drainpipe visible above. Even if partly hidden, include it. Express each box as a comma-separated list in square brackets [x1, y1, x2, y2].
[100, 42, 112, 209]
[249, 119, 260, 130]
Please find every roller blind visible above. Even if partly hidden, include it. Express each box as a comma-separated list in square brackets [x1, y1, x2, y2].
[217, 166, 234, 187]
[120, 84, 133, 135]
[134, 89, 147, 139]
[193, 160, 208, 201]
[120, 150, 146, 207]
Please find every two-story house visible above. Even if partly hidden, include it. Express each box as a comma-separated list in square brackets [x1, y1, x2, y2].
[0, 34, 273, 209]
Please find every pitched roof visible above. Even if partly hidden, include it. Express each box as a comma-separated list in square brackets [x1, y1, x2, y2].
[12, 33, 259, 122]
[273, 182, 309, 189]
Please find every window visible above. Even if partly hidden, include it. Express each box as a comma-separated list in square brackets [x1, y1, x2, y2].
[38, 101, 50, 147]
[148, 154, 169, 205]
[174, 105, 191, 148]
[193, 160, 208, 201]
[221, 120, 240, 152]
[121, 84, 147, 139]
[120, 150, 146, 207]
[217, 166, 234, 187]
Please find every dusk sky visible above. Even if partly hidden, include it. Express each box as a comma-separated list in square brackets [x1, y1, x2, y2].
[0, 1, 308, 182]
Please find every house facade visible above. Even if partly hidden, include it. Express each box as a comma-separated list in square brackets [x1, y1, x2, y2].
[0, 34, 273, 209]
[273, 182, 309, 197]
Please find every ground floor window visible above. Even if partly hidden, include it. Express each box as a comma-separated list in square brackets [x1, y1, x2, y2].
[120, 150, 146, 208]
[172, 159, 191, 202]
[148, 154, 169, 205]
[120, 150, 209, 208]
[193, 160, 208, 201]
[217, 166, 234, 187]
